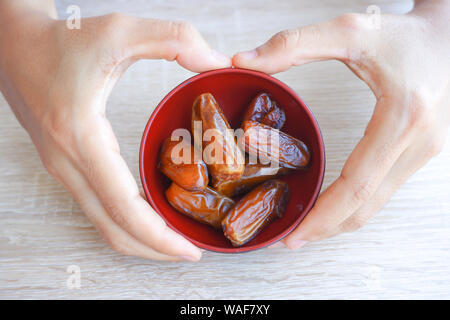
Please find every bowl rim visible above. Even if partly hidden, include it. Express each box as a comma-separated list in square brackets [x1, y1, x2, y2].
[139, 67, 325, 253]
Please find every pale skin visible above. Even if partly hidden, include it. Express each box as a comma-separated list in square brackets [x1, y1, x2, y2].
[234, 0, 450, 249]
[0, 1, 448, 260]
[0, 0, 230, 262]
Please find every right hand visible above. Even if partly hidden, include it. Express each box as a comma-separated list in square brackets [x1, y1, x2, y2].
[233, 1, 450, 248]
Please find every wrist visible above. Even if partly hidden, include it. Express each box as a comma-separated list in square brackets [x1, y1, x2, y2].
[0, 1, 56, 46]
[412, 0, 450, 27]
[0, 0, 57, 20]
[414, 0, 450, 13]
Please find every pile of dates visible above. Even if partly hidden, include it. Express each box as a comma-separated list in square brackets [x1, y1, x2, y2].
[159, 92, 310, 246]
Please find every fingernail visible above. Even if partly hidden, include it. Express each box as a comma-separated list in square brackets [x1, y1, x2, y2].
[237, 49, 258, 60]
[211, 49, 231, 66]
[268, 242, 285, 249]
[286, 240, 308, 250]
[178, 255, 200, 262]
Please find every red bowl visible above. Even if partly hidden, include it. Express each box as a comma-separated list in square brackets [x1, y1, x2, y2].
[139, 68, 325, 253]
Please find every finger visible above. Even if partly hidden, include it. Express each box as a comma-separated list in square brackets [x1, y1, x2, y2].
[233, 14, 374, 74]
[284, 98, 410, 248]
[100, 14, 231, 72]
[268, 242, 286, 249]
[84, 191, 186, 262]
[75, 117, 202, 261]
[336, 130, 446, 235]
[48, 155, 185, 261]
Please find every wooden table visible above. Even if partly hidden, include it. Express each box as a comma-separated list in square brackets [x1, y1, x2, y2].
[1, 0, 449, 299]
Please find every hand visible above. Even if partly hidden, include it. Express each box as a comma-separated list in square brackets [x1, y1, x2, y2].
[233, 0, 450, 248]
[0, 1, 230, 260]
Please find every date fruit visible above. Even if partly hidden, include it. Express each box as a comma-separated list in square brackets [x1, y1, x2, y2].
[158, 137, 208, 191]
[261, 107, 286, 129]
[192, 93, 245, 181]
[243, 92, 286, 129]
[222, 179, 290, 246]
[240, 120, 310, 169]
[212, 163, 290, 197]
[165, 183, 235, 229]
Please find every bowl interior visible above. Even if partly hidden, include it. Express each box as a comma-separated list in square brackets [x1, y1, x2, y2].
[140, 68, 324, 253]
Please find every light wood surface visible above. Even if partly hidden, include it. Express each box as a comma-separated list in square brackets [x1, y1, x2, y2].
[1, 0, 449, 299]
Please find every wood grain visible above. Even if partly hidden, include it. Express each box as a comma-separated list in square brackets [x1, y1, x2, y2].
[1, 0, 449, 299]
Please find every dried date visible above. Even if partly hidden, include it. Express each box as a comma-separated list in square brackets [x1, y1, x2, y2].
[222, 179, 290, 246]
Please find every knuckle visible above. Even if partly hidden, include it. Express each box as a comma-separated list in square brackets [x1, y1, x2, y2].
[353, 180, 374, 203]
[107, 238, 130, 255]
[404, 91, 434, 131]
[336, 13, 369, 31]
[333, 14, 374, 64]
[41, 111, 76, 149]
[97, 13, 130, 41]
[271, 28, 301, 51]
[96, 13, 131, 71]
[41, 113, 101, 162]
[426, 136, 445, 158]
[99, 228, 131, 256]
[103, 12, 128, 30]
[152, 222, 170, 248]
[98, 46, 126, 74]
[42, 159, 58, 178]
[309, 226, 334, 241]
[104, 202, 129, 231]
[342, 215, 369, 232]
[170, 21, 196, 43]
[341, 173, 376, 204]
[42, 111, 67, 137]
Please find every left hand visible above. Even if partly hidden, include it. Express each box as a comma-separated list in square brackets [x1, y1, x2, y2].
[0, 1, 230, 260]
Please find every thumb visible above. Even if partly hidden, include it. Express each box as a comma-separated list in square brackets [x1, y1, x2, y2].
[233, 13, 374, 74]
[101, 14, 231, 72]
